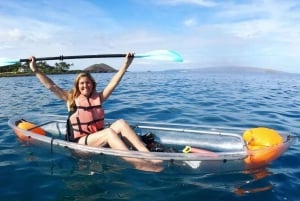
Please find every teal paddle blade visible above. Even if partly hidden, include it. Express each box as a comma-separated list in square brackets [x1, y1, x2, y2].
[135, 50, 183, 62]
[0, 58, 19, 66]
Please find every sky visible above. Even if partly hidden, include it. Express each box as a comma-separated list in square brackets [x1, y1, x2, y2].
[0, 0, 300, 73]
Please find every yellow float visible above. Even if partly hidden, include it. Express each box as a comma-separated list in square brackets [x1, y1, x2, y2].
[15, 119, 46, 141]
[243, 127, 286, 167]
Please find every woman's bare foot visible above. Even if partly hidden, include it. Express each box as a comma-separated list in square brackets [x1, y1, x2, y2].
[148, 159, 163, 165]
[123, 156, 163, 172]
[134, 161, 163, 172]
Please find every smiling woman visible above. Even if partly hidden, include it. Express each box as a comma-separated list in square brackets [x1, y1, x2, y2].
[27, 53, 163, 172]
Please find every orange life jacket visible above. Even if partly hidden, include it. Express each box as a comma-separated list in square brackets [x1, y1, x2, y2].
[68, 92, 104, 140]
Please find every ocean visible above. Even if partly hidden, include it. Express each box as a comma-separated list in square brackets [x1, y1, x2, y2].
[1, 70, 300, 201]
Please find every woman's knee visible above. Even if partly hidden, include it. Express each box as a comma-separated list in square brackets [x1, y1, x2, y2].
[116, 118, 127, 126]
[104, 128, 122, 141]
[110, 119, 127, 132]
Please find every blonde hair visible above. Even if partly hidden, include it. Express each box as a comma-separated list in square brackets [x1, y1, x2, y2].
[68, 72, 97, 111]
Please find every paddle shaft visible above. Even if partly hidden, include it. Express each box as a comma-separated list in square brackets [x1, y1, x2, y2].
[19, 54, 127, 62]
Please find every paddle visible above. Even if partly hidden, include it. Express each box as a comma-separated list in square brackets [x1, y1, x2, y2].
[0, 50, 183, 67]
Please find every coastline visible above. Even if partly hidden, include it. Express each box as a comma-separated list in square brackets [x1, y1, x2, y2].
[0, 71, 80, 78]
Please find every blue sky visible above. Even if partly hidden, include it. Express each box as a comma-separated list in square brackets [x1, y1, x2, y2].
[0, 0, 300, 73]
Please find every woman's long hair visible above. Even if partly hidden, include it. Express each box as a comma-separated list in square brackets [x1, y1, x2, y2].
[68, 72, 97, 111]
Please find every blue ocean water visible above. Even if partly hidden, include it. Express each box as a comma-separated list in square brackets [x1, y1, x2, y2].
[1, 70, 300, 201]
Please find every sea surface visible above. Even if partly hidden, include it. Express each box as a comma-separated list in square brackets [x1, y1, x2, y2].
[1, 70, 300, 201]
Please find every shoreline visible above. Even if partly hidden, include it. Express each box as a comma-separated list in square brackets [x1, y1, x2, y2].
[0, 72, 77, 78]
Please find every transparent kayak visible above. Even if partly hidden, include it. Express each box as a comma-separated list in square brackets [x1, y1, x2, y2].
[8, 113, 295, 174]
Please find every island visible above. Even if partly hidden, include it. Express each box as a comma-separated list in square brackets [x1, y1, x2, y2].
[0, 61, 117, 77]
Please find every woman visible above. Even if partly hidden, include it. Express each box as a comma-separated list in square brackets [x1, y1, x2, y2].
[29, 53, 162, 172]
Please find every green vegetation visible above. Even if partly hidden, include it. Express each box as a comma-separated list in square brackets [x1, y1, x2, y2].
[0, 61, 80, 77]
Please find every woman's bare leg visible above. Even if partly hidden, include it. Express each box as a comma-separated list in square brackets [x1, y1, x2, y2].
[109, 119, 150, 152]
[109, 119, 163, 165]
[78, 128, 162, 172]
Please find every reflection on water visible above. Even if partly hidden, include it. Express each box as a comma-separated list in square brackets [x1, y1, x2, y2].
[19, 143, 275, 199]
[43, 151, 275, 199]
[234, 169, 273, 196]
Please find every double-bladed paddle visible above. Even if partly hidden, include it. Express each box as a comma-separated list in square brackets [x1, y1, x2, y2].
[0, 50, 183, 67]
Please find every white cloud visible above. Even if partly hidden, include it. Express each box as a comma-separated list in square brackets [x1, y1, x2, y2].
[184, 18, 198, 27]
[0, 28, 23, 41]
[222, 19, 280, 39]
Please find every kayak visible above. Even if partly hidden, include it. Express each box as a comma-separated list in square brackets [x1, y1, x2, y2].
[8, 113, 295, 174]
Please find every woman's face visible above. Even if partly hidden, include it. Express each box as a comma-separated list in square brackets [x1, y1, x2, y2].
[78, 76, 93, 97]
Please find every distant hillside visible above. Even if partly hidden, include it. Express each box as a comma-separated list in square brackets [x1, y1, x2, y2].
[84, 63, 117, 73]
[198, 66, 288, 73]
[169, 66, 292, 74]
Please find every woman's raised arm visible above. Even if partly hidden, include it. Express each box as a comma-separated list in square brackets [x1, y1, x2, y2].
[29, 56, 69, 101]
